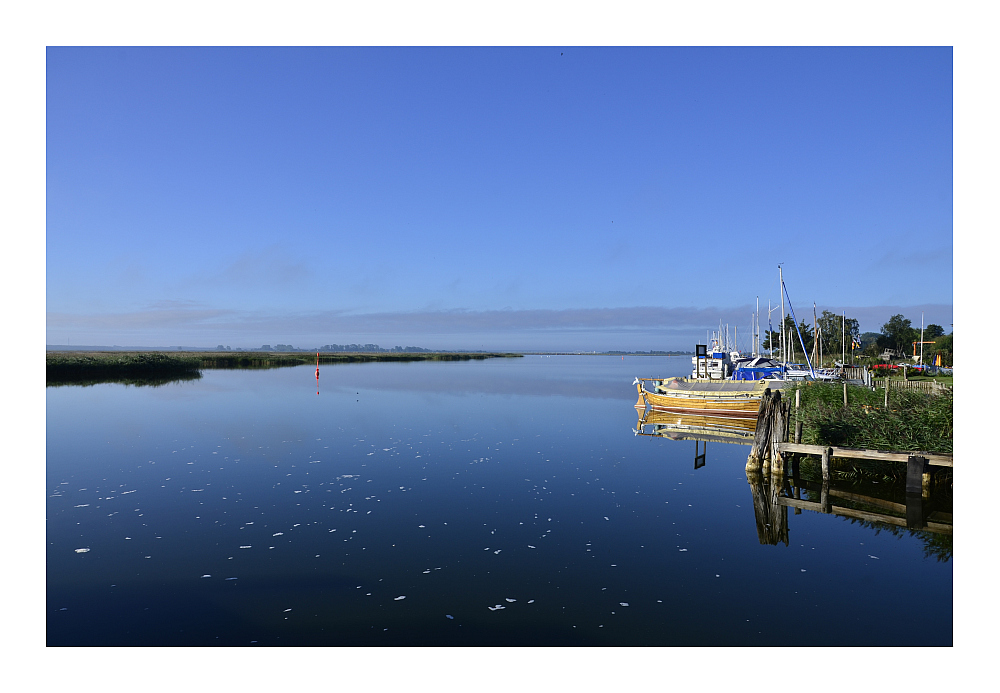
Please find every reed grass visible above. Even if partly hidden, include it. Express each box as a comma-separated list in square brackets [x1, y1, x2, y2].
[47, 352, 201, 382]
[791, 382, 952, 455]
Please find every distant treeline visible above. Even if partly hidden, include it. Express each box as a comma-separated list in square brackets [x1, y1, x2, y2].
[605, 350, 693, 355]
[210, 343, 436, 353]
[198, 351, 522, 368]
[47, 350, 522, 385]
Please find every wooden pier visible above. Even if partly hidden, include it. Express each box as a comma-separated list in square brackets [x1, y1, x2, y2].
[745, 387, 952, 494]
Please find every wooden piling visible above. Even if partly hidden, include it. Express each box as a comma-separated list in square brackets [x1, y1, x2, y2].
[843, 382, 848, 407]
[770, 396, 787, 477]
[746, 389, 774, 472]
[820, 446, 831, 481]
[906, 455, 928, 495]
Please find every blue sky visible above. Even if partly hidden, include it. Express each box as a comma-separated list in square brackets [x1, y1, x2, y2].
[46, 47, 953, 350]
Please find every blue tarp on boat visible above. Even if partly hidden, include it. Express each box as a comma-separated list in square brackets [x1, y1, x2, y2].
[731, 367, 783, 381]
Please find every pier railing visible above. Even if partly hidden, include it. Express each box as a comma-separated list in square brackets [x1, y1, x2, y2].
[880, 378, 952, 395]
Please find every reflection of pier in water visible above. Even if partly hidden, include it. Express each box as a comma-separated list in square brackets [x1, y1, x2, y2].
[748, 473, 952, 546]
[634, 405, 952, 546]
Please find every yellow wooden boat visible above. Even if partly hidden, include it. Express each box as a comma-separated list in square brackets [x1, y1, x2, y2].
[633, 376, 780, 419]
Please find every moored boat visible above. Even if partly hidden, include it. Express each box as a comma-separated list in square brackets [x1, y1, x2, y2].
[634, 376, 782, 419]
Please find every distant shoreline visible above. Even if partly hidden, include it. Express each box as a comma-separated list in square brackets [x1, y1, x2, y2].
[46, 350, 523, 385]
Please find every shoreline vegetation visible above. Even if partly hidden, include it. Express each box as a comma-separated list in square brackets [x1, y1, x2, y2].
[788, 381, 952, 483]
[47, 350, 523, 386]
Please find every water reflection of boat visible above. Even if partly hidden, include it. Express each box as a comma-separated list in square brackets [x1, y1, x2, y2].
[634, 408, 756, 445]
[634, 376, 775, 419]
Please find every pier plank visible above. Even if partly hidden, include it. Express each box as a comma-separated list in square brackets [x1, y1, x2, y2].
[776, 442, 952, 467]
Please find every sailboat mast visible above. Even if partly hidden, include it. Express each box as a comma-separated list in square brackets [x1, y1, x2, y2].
[767, 300, 772, 358]
[813, 302, 820, 367]
[920, 311, 925, 366]
[778, 265, 786, 370]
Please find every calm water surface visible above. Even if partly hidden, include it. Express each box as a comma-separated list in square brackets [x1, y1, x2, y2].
[47, 356, 952, 646]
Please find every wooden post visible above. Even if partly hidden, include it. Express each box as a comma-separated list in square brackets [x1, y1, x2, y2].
[746, 389, 773, 472]
[769, 394, 786, 477]
[906, 455, 927, 495]
[884, 378, 889, 409]
[843, 382, 848, 407]
[820, 447, 831, 481]
[820, 480, 831, 513]
[791, 454, 800, 479]
[795, 388, 800, 409]
[922, 468, 933, 498]
[795, 421, 802, 444]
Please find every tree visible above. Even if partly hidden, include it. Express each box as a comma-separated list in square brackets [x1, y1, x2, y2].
[815, 310, 860, 360]
[925, 332, 953, 367]
[924, 324, 945, 339]
[879, 314, 918, 354]
[762, 329, 780, 353]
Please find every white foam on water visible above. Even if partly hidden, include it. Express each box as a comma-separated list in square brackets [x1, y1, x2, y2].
[201, 574, 211, 578]
[74, 504, 89, 508]
[273, 533, 284, 536]
[527, 600, 534, 603]
[394, 595, 406, 601]
[74, 548, 90, 553]
[620, 602, 629, 607]
[283, 609, 292, 612]
[240, 546, 251, 549]
[505, 598, 516, 602]
[225, 577, 237, 580]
